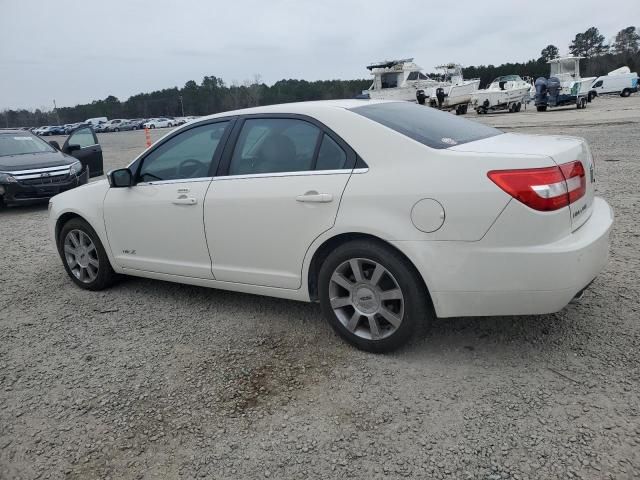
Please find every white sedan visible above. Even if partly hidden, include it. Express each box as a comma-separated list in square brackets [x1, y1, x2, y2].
[48, 100, 613, 352]
[143, 118, 174, 129]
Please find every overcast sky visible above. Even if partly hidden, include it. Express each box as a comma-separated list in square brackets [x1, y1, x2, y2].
[0, 0, 636, 110]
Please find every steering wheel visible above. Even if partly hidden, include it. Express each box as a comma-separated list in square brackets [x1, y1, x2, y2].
[177, 158, 208, 178]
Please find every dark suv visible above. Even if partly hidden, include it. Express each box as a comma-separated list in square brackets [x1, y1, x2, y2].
[0, 126, 103, 206]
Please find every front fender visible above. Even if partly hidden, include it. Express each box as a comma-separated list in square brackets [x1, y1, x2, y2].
[48, 180, 121, 272]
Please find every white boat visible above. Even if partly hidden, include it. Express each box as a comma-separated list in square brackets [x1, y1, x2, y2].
[417, 64, 480, 114]
[470, 75, 532, 114]
[547, 56, 595, 97]
[364, 58, 438, 102]
[535, 56, 596, 111]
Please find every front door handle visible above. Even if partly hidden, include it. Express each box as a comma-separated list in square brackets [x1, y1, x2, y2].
[172, 195, 197, 205]
[296, 192, 333, 203]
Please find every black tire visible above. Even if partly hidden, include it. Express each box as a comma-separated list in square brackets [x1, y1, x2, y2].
[536, 105, 547, 112]
[58, 217, 118, 291]
[151, 124, 156, 129]
[516, 102, 522, 112]
[621, 89, 630, 97]
[132, 126, 138, 130]
[114, 128, 120, 132]
[318, 240, 430, 353]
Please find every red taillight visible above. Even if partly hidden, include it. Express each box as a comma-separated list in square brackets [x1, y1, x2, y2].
[487, 161, 586, 212]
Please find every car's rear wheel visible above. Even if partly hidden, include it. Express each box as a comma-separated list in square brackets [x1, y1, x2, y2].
[621, 88, 631, 97]
[58, 218, 117, 290]
[318, 240, 429, 353]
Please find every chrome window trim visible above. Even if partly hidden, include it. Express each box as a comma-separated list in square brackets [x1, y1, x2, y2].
[137, 176, 214, 186]
[212, 169, 352, 181]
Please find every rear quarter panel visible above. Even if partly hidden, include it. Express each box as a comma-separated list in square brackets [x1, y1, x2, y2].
[319, 111, 557, 242]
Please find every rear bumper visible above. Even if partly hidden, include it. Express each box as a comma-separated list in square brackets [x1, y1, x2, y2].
[0, 169, 89, 205]
[394, 197, 613, 318]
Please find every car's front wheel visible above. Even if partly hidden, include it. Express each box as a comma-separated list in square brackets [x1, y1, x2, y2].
[318, 240, 430, 353]
[58, 218, 117, 290]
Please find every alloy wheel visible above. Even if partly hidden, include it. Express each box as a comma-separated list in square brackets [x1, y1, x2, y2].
[329, 258, 404, 340]
[63, 229, 99, 283]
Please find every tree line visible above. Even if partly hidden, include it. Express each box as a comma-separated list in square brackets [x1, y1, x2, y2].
[1, 26, 638, 128]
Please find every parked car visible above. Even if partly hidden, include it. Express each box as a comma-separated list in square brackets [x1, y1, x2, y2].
[64, 123, 87, 134]
[32, 126, 48, 135]
[143, 118, 174, 128]
[37, 126, 64, 136]
[102, 119, 129, 132]
[85, 117, 108, 126]
[48, 100, 613, 352]
[0, 126, 103, 206]
[93, 122, 109, 133]
[114, 120, 139, 131]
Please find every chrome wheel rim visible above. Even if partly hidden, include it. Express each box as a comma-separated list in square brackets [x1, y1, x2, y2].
[63, 229, 99, 283]
[329, 258, 404, 341]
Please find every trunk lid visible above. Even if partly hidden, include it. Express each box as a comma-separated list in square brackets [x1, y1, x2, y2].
[450, 132, 595, 231]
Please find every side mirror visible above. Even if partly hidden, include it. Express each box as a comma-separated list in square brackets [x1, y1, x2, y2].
[108, 168, 133, 188]
[49, 140, 60, 150]
[67, 144, 81, 153]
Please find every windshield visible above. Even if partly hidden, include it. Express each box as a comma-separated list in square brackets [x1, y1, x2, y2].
[350, 102, 502, 149]
[0, 133, 56, 157]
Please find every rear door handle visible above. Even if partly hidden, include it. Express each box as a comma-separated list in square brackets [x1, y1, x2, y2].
[172, 196, 198, 205]
[296, 192, 333, 203]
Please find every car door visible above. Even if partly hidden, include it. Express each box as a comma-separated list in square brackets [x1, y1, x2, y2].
[62, 126, 104, 177]
[204, 115, 356, 289]
[592, 79, 604, 94]
[103, 120, 232, 279]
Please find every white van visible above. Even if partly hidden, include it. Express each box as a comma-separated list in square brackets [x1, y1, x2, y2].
[590, 67, 639, 98]
[85, 117, 108, 126]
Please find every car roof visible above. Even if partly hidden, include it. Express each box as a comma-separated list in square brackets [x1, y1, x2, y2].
[197, 99, 393, 121]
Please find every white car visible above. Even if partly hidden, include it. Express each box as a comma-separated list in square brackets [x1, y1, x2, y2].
[143, 118, 174, 129]
[48, 100, 613, 352]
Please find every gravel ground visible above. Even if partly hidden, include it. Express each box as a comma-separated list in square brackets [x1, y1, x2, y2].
[1, 96, 639, 480]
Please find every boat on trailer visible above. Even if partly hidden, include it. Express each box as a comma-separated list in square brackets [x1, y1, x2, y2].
[535, 56, 596, 111]
[471, 75, 532, 114]
[416, 64, 480, 115]
[363, 58, 438, 102]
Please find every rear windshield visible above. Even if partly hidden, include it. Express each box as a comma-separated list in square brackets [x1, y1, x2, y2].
[0, 133, 55, 157]
[350, 102, 502, 149]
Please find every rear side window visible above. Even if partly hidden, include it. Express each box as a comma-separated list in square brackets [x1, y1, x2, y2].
[350, 102, 502, 149]
[316, 134, 347, 170]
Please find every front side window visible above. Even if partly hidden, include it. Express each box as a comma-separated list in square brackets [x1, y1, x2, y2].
[68, 127, 96, 148]
[228, 118, 321, 175]
[350, 102, 502, 149]
[0, 133, 54, 156]
[138, 121, 229, 182]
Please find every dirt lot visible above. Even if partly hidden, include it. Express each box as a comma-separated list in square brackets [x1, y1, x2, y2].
[1, 96, 639, 480]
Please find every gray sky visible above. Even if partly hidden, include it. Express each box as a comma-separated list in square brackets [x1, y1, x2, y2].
[0, 0, 637, 110]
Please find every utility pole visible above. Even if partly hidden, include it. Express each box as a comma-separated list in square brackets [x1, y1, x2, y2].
[53, 99, 61, 125]
[179, 95, 185, 117]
